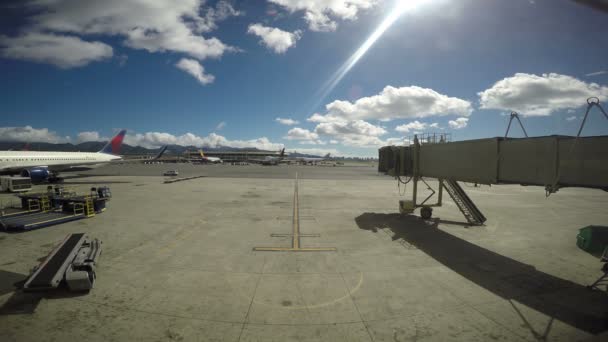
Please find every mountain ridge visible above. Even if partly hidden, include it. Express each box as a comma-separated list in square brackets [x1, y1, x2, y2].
[0, 141, 325, 158]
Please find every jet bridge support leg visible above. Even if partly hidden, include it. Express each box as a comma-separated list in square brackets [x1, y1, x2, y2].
[402, 176, 486, 225]
[400, 177, 444, 220]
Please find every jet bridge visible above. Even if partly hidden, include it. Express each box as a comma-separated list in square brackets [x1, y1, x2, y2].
[379, 134, 608, 224]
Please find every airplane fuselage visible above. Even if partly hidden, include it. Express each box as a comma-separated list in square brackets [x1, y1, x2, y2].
[0, 151, 121, 174]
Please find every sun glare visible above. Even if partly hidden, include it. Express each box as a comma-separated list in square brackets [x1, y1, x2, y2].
[313, 0, 431, 109]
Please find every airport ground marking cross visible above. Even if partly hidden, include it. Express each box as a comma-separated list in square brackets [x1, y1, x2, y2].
[253, 172, 336, 252]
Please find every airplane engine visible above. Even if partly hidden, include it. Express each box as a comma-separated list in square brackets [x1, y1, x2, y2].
[21, 167, 51, 183]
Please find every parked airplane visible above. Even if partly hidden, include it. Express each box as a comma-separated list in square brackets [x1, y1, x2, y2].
[199, 150, 222, 163]
[295, 153, 332, 165]
[248, 148, 286, 165]
[0, 130, 167, 183]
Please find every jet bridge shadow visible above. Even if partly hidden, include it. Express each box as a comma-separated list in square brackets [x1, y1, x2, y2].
[355, 213, 608, 335]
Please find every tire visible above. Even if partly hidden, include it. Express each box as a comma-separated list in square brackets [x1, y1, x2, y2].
[420, 206, 433, 220]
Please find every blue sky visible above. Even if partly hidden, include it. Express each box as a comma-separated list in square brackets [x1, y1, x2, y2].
[1, 0, 607, 157]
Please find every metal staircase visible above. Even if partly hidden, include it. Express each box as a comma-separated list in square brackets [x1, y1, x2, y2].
[84, 197, 95, 217]
[443, 179, 486, 225]
[40, 196, 51, 212]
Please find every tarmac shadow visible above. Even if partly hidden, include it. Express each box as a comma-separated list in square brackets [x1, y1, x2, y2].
[0, 291, 43, 315]
[0, 269, 90, 315]
[0, 269, 39, 315]
[355, 213, 608, 335]
[0, 287, 90, 316]
[0, 270, 27, 296]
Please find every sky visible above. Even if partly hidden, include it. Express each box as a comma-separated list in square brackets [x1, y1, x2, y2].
[0, 0, 607, 157]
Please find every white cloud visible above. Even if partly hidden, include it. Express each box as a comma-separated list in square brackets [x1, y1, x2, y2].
[0, 126, 69, 143]
[385, 137, 410, 146]
[448, 117, 469, 129]
[311, 85, 473, 122]
[316, 120, 386, 137]
[299, 140, 326, 145]
[0, 32, 113, 68]
[247, 24, 301, 54]
[76, 131, 108, 143]
[307, 85, 469, 148]
[194, 1, 242, 33]
[566, 116, 578, 121]
[268, 0, 378, 32]
[123, 131, 283, 150]
[175, 58, 215, 85]
[275, 117, 300, 125]
[478, 73, 608, 116]
[285, 127, 319, 140]
[284, 127, 325, 145]
[395, 120, 429, 133]
[313, 119, 391, 147]
[307, 113, 333, 123]
[1, 0, 236, 68]
[215, 121, 226, 130]
[586, 70, 607, 77]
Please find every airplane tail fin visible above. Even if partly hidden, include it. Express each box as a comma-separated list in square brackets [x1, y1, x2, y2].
[199, 150, 205, 158]
[324, 153, 331, 158]
[99, 129, 127, 155]
[280, 148, 285, 158]
[153, 145, 168, 160]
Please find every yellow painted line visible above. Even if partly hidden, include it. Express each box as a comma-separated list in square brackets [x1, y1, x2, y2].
[157, 219, 206, 255]
[253, 171, 337, 252]
[271, 233, 320, 237]
[158, 229, 196, 255]
[292, 172, 299, 249]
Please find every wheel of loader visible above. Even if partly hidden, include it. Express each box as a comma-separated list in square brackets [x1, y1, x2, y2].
[420, 206, 433, 220]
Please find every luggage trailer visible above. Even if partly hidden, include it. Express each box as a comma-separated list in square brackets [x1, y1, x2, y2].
[0, 186, 111, 231]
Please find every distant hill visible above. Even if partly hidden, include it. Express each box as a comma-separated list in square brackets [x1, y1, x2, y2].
[0, 141, 162, 155]
[0, 141, 324, 158]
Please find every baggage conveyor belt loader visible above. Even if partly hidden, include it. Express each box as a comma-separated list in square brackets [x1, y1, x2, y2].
[23, 233, 102, 292]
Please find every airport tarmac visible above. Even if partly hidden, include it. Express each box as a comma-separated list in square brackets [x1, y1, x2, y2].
[84, 162, 380, 179]
[1, 164, 607, 341]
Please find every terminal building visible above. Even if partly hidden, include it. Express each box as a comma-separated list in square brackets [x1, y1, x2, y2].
[182, 149, 285, 163]
[127, 149, 287, 164]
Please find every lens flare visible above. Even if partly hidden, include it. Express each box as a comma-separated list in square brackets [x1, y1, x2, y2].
[312, 0, 430, 111]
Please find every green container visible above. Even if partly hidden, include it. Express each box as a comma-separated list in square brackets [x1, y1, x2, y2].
[577, 225, 608, 257]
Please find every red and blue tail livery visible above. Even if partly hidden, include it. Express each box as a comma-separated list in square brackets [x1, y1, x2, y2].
[99, 129, 126, 155]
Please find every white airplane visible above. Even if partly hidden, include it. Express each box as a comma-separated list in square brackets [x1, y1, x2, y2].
[245, 148, 286, 165]
[0, 130, 166, 183]
[295, 153, 331, 164]
[198, 150, 222, 163]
